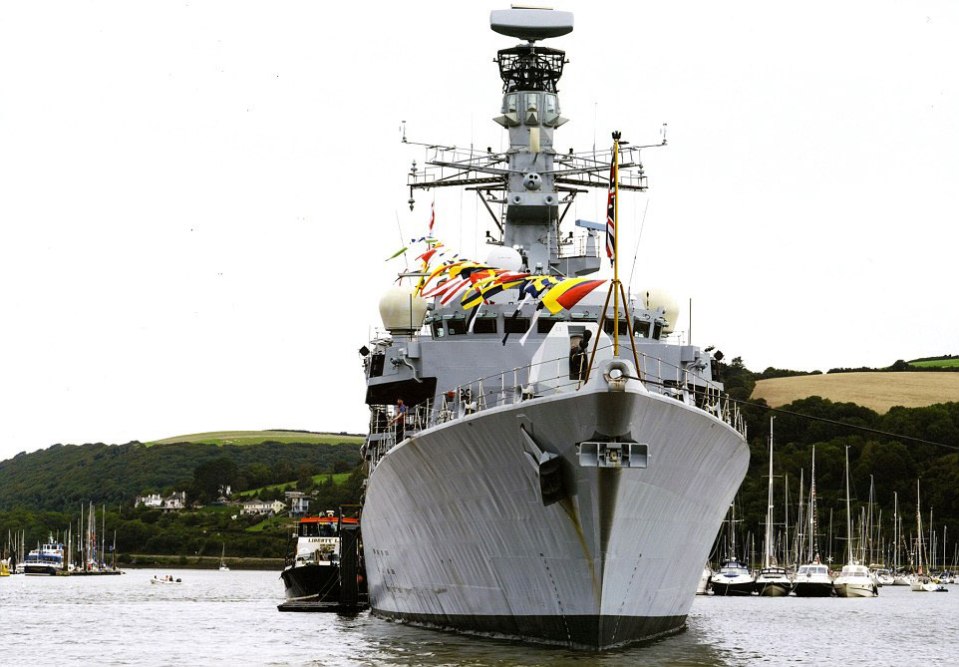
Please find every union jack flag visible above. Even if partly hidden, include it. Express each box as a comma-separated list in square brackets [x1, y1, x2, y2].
[606, 158, 616, 266]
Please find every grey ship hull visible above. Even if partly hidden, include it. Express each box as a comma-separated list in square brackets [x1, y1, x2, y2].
[362, 385, 749, 649]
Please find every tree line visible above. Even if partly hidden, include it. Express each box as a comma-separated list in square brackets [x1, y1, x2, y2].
[0, 440, 364, 562]
[0, 440, 360, 511]
[718, 357, 959, 568]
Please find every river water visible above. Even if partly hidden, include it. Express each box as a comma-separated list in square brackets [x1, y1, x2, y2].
[3, 568, 956, 666]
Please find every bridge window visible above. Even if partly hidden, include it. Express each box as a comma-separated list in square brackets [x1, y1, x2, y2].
[602, 319, 629, 335]
[538, 317, 560, 334]
[473, 317, 497, 334]
[633, 319, 651, 338]
[504, 317, 531, 334]
[447, 317, 468, 336]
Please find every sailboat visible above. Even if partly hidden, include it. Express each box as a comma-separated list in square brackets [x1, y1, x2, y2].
[219, 543, 230, 572]
[864, 476, 892, 585]
[911, 480, 945, 592]
[792, 445, 834, 597]
[711, 503, 756, 596]
[832, 446, 878, 598]
[754, 418, 791, 596]
[891, 491, 911, 585]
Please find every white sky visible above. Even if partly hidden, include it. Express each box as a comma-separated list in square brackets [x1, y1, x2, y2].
[2, 1, 957, 460]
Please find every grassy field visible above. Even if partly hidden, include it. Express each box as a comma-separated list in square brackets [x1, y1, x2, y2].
[910, 358, 959, 369]
[146, 430, 364, 446]
[751, 372, 959, 413]
[233, 472, 352, 499]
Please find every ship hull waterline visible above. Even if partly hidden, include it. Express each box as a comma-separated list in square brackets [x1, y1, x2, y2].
[361, 384, 749, 649]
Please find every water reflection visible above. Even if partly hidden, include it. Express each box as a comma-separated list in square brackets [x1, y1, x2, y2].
[328, 613, 731, 667]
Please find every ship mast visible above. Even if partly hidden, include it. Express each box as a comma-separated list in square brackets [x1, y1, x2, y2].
[405, 8, 656, 277]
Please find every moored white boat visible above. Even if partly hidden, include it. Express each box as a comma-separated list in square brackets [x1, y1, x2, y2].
[911, 576, 946, 592]
[710, 559, 755, 596]
[753, 419, 790, 597]
[23, 537, 65, 576]
[754, 566, 791, 597]
[833, 446, 877, 598]
[792, 446, 832, 596]
[872, 568, 894, 586]
[792, 562, 834, 597]
[910, 480, 946, 592]
[834, 563, 879, 598]
[219, 543, 229, 572]
[892, 572, 912, 586]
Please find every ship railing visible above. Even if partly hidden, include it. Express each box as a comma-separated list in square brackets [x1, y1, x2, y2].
[365, 344, 746, 440]
[406, 145, 510, 191]
[556, 234, 599, 259]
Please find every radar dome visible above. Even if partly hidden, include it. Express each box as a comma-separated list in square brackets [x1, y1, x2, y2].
[643, 289, 679, 334]
[379, 286, 428, 334]
[485, 245, 523, 272]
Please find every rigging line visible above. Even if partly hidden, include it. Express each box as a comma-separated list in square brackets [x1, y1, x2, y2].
[725, 396, 959, 452]
[592, 101, 598, 154]
[394, 211, 409, 272]
[627, 198, 650, 290]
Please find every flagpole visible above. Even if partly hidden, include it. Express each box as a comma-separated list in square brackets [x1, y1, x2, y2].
[612, 131, 621, 356]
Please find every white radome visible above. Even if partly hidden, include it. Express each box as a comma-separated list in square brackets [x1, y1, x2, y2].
[379, 286, 428, 333]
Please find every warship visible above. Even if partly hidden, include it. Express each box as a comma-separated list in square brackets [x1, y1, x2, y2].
[358, 7, 750, 649]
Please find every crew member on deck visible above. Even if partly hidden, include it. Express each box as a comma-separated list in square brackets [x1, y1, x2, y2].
[569, 330, 592, 381]
[391, 399, 409, 442]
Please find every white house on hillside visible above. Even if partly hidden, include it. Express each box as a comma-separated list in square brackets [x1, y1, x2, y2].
[240, 499, 286, 516]
[135, 491, 187, 511]
[284, 491, 310, 516]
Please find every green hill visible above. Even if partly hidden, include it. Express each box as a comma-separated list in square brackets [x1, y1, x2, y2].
[147, 430, 364, 446]
[0, 433, 362, 512]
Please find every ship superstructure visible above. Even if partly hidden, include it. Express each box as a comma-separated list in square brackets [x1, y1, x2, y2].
[358, 8, 750, 649]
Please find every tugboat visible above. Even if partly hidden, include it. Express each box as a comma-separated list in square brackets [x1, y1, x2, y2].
[278, 510, 366, 610]
[358, 7, 750, 649]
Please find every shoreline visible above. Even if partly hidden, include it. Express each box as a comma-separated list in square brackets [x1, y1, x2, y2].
[120, 554, 284, 571]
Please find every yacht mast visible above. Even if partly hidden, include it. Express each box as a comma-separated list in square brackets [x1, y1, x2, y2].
[764, 418, 775, 569]
[795, 469, 805, 567]
[893, 491, 899, 571]
[807, 445, 817, 562]
[916, 479, 926, 574]
[844, 446, 854, 565]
